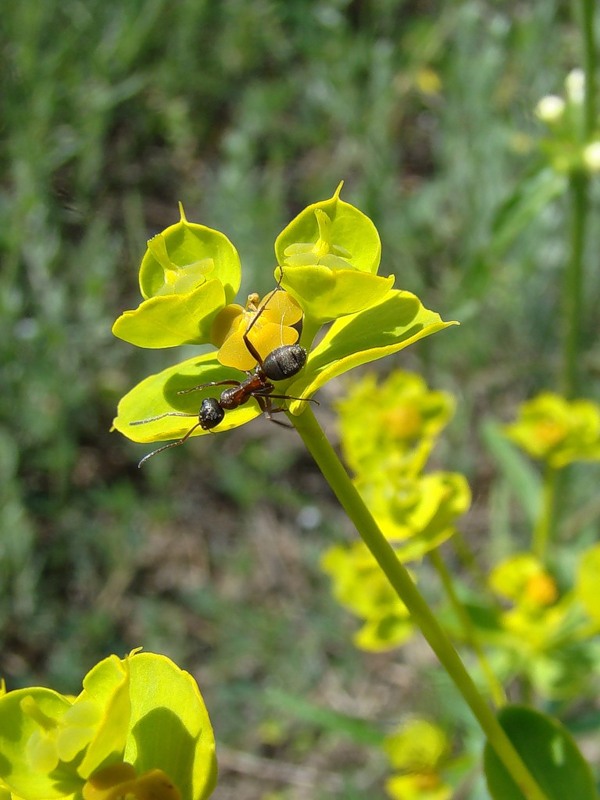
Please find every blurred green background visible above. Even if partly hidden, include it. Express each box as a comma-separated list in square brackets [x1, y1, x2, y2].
[1, 1, 598, 797]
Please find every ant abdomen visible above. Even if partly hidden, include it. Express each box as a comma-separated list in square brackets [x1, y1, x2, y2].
[262, 343, 307, 382]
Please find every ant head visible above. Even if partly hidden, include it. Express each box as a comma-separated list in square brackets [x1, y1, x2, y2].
[200, 397, 225, 430]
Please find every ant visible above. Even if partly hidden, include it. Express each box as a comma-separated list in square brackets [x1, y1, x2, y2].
[131, 283, 312, 467]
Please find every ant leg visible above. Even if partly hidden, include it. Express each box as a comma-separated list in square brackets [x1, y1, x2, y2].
[130, 411, 197, 426]
[243, 272, 287, 366]
[242, 326, 265, 368]
[264, 392, 319, 406]
[246, 270, 285, 339]
[264, 396, 319, 427]
[254, 394, 294, 429]
[137, 421, 203, 468]
[267, 415, 294, 429]
[249, 386, 320, 407]
[178, 380, 240, 395]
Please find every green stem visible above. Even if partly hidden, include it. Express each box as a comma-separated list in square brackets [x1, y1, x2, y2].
[291, 406, 549, 800]
[581, 0, 597, 137]
[429, 548, 507, 709]
[562, 171, 588, 399]
[532, 465, 558, 561]
[451, 530, 497, 603]
[574, 620, 600, 643]
[563, 0, 595, 397]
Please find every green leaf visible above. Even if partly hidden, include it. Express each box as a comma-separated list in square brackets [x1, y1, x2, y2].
[489, 167, 566, 257]
[139, 205, 241, 302]
[279, 264, 395, 324]
[112, 279, 227, 348]
[483, 705, 598, 800]
[265, 688, 385, 747]
[287, 290, 456, 412]
[480, 418, 542, 525]
[274, 183, 382, 274]
[112, 352, 261, 444]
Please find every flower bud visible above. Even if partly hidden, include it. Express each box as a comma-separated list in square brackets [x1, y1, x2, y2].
[583, 141, 600, 173]
[535, 94, 565, 123]
[565, 68, 585, 104]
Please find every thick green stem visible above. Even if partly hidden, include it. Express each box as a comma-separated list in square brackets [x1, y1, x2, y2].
[532, 465, 559, 561]
[291, 406, 549, 800]
[429, 548, 507, 709]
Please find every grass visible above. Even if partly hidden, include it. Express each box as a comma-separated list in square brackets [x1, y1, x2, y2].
[1, 1, 598, 797]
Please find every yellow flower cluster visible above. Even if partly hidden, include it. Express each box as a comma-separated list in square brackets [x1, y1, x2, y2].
[504, 392, 600, 468]
[322, 371, 469, 651]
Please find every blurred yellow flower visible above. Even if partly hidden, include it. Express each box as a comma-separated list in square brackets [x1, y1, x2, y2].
[416, 68, 442, 96]
[321, 541, 414, 652]
[503, 392, 600, 468]
[384, 719, 452, 800]
[337, 371, 455, 477]
[356, 472, 471, 562]
[488, 554, 576, 654]
[489, 553, 558, 610]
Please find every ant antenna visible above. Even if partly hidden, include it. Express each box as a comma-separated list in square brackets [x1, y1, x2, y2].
[136, 419, 204, 468]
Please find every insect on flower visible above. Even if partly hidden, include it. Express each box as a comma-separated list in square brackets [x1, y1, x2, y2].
[131, 282, 313, 466]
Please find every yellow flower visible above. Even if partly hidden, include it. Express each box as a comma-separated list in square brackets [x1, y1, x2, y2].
[337, 371, 454, 477]
[211, 289, 303, 370]
[504, 392, 600, 468]
[384, 719, 452, 800]
[321, 541, 414, 651]
[489, 553, 557, 611]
